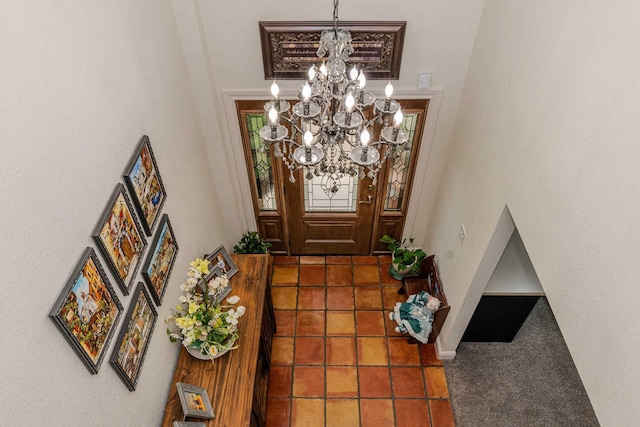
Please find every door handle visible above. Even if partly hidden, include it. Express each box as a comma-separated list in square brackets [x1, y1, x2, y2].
[359, 195, 373, 204]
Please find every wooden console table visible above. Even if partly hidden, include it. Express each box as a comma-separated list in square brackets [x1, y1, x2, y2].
[161, 254, 275, 427]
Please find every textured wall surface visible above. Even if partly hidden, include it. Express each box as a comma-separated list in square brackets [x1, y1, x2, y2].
[0, 1, 238, 425]
[429, 1, 640, 425]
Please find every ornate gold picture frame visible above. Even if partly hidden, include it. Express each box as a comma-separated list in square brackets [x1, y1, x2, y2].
[259, 21, 406, 80]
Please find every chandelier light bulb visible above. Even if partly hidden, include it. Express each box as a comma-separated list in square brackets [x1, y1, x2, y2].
[345, 93, 355, 112]
[360, 128, 370, 146]
[391, 108, 404, 141]
[350, 65, 358, 81]
[359, 128, 371, 163]
[302, 82, 312, 102]
[304, 130, 313, 147]
[394, 109, 403, 127]
[357, 71, 366, 89]
[270, 81, 280, 99]
[320, 61, 328, 77]
[308, 66, 316, 81]
[268, 106, 278, 124]
[268, 106, 279, 139]
[385, 81, 394, 98]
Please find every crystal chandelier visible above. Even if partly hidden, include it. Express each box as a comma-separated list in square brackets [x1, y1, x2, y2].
[260, 0, 409, 196]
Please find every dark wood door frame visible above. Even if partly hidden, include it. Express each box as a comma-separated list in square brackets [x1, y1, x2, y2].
[235, 98, 429, 256]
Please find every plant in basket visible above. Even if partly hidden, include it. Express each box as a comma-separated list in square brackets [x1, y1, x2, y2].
[166, 258, 245, 361]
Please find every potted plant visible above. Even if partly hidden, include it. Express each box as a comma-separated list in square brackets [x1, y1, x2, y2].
[233, 231, 271, 254]
[380, 234, 427, 280]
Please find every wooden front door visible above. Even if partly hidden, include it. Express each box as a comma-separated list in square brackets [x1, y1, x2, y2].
[236, 98, 429, 256]
[284, 168, 377, 255]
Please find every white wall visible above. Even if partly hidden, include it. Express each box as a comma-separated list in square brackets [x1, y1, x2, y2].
[484, 229, 544, 295]
[0, 1, 237, 425]
[429, 1, 640, 425]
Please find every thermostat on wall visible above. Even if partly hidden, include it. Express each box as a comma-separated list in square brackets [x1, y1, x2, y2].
[418, 73, 431, 90]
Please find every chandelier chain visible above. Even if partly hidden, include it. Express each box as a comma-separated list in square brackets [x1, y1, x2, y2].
[333, 0, 339, 32]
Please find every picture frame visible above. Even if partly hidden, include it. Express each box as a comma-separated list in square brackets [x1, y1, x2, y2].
[49, 247, 123, 374]
[205, 245, 238, 280]
[123, 135, 167, 236]
[173, 422, 206, 427]
[142, 214, 179, 306]
[92, 183, 147, 295]
[202, 245, 237, 303]
[176, 382, 215, 420]
[109, 282, 158, 391]
[259, 21, 406, 80]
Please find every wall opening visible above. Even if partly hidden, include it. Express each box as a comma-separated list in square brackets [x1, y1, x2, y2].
[461, 228, 545, 342]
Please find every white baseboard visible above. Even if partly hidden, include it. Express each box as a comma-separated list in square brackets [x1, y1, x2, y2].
[435, 337, 456, 360]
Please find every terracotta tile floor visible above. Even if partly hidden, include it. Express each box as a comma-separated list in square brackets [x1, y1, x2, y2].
[267, 255, 455, 427]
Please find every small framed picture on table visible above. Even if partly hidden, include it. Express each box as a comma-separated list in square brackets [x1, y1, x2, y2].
[205, 245, 238, 279]
[176, 382, 215, 420]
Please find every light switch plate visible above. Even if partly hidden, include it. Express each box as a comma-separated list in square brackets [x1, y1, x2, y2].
[459, 224, 467, 243]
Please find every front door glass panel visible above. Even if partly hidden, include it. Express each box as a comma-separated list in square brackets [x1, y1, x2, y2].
[246, 114, 277, 211]
[384, 113, 418, 211]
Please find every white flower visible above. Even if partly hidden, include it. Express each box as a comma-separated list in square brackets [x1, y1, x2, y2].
[209, 346, 219, 357]
[227, 295, 240, 304]
[225, 309, 240, 325]
[178, 295, 187, 303]
[237, 305, 246, 316]
[209, 275, 229, 293]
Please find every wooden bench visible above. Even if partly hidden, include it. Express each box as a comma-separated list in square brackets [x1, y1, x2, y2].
[399, 255, 450, 343]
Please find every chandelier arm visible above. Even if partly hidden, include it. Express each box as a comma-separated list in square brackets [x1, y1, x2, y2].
[343, 80, 359, 95]
[362, 116, 382, 130]
[289, 121, 307, 136]
[282, 138, 302, 148]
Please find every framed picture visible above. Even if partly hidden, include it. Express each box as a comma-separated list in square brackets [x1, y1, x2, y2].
[259, 21, 406, 80]
[176, 382, 215, 420]
[173, 423, 206, 427]
[92, 183, 147, 295]
[110, 282, 158, 391]
[142, 214, 179, 306]
[205, 245, 238, 279]
[49, 247, 123, 374]
[123, 135, 167, 236]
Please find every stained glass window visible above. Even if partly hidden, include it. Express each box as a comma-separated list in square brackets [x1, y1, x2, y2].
[246, 114, 277, 211]
[384, 113, 418, 211]
[304, 174, 359, 212]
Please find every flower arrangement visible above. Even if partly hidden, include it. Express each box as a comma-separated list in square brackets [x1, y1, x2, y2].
[166, 258, 245, 360]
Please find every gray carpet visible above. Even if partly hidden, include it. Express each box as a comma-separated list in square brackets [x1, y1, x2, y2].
[443, 297, 600, 427]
